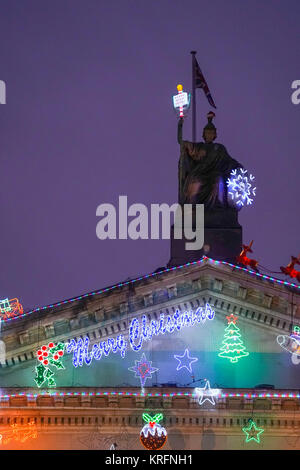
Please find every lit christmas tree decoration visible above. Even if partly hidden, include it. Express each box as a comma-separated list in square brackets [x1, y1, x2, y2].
[34, 342, 65, 387]
[174, 348, 198, 373]
[218, 315, 249, 363]
[194, 380, 220, 406]
[128, 353, 158, 389]
[227, 168, 256, 207]
[242, 419, 264, 443]
[140, 413, 167, 450]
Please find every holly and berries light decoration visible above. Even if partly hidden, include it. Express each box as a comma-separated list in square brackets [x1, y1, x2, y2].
[242, 419, 264, 444]
[227, 168, 256, 207]
[34, 342, 65, 387]
[218, 314, 249, 363]
[140, 413, 167, 450]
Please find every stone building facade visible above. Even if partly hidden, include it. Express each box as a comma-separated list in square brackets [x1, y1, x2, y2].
[1, 257, 300, 450]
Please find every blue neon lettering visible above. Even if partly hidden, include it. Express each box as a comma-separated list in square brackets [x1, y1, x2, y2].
[66, 303, 214, 366]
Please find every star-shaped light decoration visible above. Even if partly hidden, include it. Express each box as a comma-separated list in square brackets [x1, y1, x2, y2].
[242, 420, 264, 443]
[226, 314, 238, 324]
[128, 353, 158, 389]
[174, 349, 198, 373]
[194, 380, 221, 406]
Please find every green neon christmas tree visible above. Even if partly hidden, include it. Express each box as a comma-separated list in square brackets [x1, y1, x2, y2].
[218, 314, 249, 363]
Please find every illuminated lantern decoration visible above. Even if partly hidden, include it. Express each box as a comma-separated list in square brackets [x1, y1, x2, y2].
[280, 255, 300, 283]
[218, 314, 249, 363]
[140, 413, 167, 450]
[242, 419, 264, 443]
[236, 240, 259, 271]
[0, 297, 23, 321]
[172, 84, 191, 118]
[227, 168, 256, 207]
[34, 342, 65, 387]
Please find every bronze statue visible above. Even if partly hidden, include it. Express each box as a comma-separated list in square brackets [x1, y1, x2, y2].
[178, 111, 243, 208]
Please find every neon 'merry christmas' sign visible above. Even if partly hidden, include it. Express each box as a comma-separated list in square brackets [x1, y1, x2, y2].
[66, 303, 215, 367]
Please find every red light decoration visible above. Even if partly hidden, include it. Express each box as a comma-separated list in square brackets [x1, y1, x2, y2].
[236, 240, 258, 271]
[280, 255, 300, 283]
[35, 342, 65, 387]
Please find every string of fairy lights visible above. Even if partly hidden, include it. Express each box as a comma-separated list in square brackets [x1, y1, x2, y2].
[0, 390, 299, 399]
[1, 256, 299, 325]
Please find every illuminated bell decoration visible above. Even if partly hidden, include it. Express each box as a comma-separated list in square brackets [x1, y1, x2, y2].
[227, 168, 256, 207]
[140, 413, 167, 450]
[172, 84, 191, 118]
[242, 419, 264, 443]
[218, 315, 249, 363]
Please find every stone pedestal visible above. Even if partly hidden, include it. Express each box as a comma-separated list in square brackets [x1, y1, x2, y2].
[168, 206, 242, 266]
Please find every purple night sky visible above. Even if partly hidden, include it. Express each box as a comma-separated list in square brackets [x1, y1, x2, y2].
[0, 0, 299, 311]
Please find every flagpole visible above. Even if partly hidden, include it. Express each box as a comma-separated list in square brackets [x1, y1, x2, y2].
[191, 50, 197, 142]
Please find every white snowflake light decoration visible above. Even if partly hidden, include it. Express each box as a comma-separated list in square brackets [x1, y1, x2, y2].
[227, 168, 256, 207]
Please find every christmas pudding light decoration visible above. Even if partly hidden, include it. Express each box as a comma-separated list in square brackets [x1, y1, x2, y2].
[227, 167, 256, 207]
[140, 413, 167, 450]
[242, 419, 264, 444]
[34, 341, 65, 387]
[218, 314, 249, 363]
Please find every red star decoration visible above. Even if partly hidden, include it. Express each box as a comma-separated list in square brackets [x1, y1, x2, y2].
[226, 314, 238, 324]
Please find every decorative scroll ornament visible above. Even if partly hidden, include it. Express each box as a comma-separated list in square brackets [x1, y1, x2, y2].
[0, 421, 37, 445]
[172, 84, 191, 118]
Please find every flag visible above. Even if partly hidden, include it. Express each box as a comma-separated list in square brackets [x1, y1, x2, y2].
[193, 57, 217, 109]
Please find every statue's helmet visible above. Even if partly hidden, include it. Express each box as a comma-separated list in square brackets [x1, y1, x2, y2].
[203, 111, 217, 142]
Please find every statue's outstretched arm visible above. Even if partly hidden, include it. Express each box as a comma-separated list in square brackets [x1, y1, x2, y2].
[177, 117, 183, 145]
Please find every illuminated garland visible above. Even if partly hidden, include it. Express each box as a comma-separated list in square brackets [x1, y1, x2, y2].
[2, 257, 299, 325]
[34, 342, 65, 387]
[0, 390, 299, 399]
